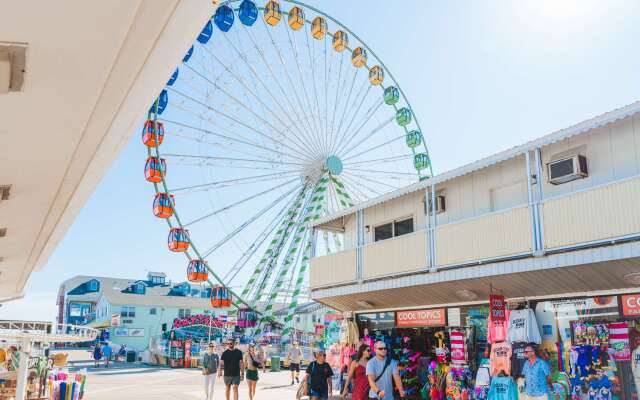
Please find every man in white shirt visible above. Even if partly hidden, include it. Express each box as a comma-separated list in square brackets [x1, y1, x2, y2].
[287, 341, 303, 386]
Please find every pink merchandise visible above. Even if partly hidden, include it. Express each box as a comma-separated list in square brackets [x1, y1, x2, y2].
[340, 345, 356, 368]
[327, 343, 340, 369]
[487, 309, 510, 344]
[450, 331, 466, 363]
[489, 341, 512, 376]
[608, 321, 631, 361]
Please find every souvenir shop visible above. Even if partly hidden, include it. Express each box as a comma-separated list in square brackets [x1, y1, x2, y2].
[350, 290, 640, 400]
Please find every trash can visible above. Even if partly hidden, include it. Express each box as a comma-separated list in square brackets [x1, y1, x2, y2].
[270, 356, 280, 372]
[126, 351, 136, 363]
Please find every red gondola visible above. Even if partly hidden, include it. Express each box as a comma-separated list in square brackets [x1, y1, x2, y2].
[187, 259, 208, 283]
[144, 156, 166, 183]
[210, 286, 232, 308]
[153, 193, 174, 218]
[168, 228, 190, 252]
[142, 119, 165, 147]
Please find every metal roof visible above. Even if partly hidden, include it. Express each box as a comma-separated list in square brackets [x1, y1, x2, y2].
[314, 100, 640, 227]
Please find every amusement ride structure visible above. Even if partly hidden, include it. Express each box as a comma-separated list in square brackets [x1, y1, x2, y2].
[142, 0, 432, 337]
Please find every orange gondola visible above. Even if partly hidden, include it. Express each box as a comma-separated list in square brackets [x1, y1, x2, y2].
[144, 156, 166, 183]
[210, 286, 232, 308]
[187, 259, 209, 283]
[141, 119, 165, 147]
[168, 227, 190, 252]
[153, 193, 174, 218]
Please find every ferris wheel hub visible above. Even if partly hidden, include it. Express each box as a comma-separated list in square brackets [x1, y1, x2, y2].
[325, 155, 343, 175]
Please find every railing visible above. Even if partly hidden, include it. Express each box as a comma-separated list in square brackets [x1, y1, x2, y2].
[310, 249, 356, 287]
[0, 320, 99, 343]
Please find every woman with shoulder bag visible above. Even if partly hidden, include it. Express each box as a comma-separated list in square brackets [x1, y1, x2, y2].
[244, 343, 263, 400]
[202, 342, 219, 400]
[342, 344, 371, 400]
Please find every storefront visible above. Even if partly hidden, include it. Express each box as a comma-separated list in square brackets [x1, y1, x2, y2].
[349, 290, 640, 400]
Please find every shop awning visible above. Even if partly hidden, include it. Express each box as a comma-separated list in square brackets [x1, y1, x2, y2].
[88, 320, 110, 329]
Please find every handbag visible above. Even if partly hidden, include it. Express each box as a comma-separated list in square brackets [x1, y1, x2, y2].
[296, 361, 315, 399]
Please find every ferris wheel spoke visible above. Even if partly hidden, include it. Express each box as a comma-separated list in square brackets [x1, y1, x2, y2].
[201, 183, 302, 258]
[331, 66, 360, 155]
[342, 122, 401, 160]
[262, 20, 322, 156]
[340, 173, 384, 197]
[169, 171, 301, 193]
[214, 31, 316, 157]
[346, 167, 418, 177]
[306, 27, 324, 147]
[241, 26, 324, 157]
[161, 92, 312, 164]
[344, 153, 414, 167]
[338, 174, 374, 200]
[342, 172, 404, 190]
[162, 153, 304, 167]
[327, 51, 345, 156]
[334, 98, 385, 156]
[183, 178, 301, 227]
[283, 23, 324, 153]
[330, 80, 372, 156]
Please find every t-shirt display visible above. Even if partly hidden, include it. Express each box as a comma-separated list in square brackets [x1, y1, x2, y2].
[488, 310, 510, 344]
[221, 348, 243, 377]
[488, 376, 518, 400]
[490, 342, 512, 377]
[574, 345, 592, 377]
[507, 309, 541, 344]
[510, 342, 528, 378]
[450, 330, 466, 363]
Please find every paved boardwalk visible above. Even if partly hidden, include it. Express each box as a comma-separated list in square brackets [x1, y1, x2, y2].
[74, 362, 305, 400]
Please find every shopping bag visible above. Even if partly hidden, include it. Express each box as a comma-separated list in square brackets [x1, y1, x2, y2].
[296, 380, 308, 399]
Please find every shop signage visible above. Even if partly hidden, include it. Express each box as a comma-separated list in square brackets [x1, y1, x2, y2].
[172, 314, 223, 329]
[621, 294, 640, 317]
[114, 328, 129, 337]
[111, 314, 121, 327]
[489, 295, 506, 322]
[114, 328, 145, 337]
[396, 308, 446, 327]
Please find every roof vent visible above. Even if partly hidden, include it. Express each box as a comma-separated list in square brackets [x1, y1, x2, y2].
[0, 185, 10, 200]
[0, 42, 27, 94]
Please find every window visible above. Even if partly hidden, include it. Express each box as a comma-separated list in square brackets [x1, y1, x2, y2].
[178, 309, 184, 318]
[374, 223, 393, 241]
[150, 275, 165, 285]
[86, 280, 99, 292]
[394, 218, 414, 237]
[133, 283, 145, 295]
[120, 306, 135, 318]
[185, 309, 191, 317]
[374, 217, 414, 242]
[150, 307, 157, 315]
[178, 308, 191, 318]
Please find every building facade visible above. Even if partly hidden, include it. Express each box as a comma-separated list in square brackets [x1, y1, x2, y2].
[57, 272, 221, 350]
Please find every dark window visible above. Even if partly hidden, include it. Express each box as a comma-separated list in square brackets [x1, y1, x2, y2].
[133, 283, 145, 294]
[87, 280, 99, 292]
[374, 223, 393, 242]
[150, 308, 157, 315]
[394, 218, 414, 237]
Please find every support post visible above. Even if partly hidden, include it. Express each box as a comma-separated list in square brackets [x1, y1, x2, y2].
[534, 147, 545, 254]
[356, 209, 364, 282]
[525, 151, 539, 254]
[425, 187, 433, 270]
[430, 183, 437, 271]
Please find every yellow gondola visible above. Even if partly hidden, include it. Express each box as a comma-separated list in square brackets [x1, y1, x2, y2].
[311, 16, 327, 39]
[369, 65, 385, 85]
[332, 30, 348, 52]
[264, 0, 281, 26]
[351, 47, 368, 68]
[288, 6, 304, 30]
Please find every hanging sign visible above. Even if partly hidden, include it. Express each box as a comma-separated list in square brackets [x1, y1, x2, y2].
[621, 294, 640, 317]
[111, 314, 121, 327]
[396, 308, 446, 327]
[490, 295, 506, 322]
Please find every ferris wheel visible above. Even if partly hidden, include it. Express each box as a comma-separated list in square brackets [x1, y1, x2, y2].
[143, 0, 432, 336]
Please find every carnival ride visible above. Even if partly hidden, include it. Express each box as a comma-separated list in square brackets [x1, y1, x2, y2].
[143, 0, 432, 336]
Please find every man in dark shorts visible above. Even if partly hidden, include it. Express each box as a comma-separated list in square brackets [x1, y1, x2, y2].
[287, 341, 303, 385]
[218, 339, 244, 400]
[305, 350, 333, 400]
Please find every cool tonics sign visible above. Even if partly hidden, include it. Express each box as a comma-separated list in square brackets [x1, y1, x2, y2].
[621, 294, 640, 317]
[396, 308, 446, 327]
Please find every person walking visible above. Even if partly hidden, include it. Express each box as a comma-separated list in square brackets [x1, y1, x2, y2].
[218, 338, 244, 400]
[287, 341, 303, 385]
[342, 344, 371, 400]
[366, 341, 405, 400]
[102, 342, 112, 368]
[202, 342, 219, 400]
[305, 350, 333, 400]
[521, 344, 551, 400]
[244, 343, 263, 400]
[92, 343, 102, 368]
[256, 344, 267, 374]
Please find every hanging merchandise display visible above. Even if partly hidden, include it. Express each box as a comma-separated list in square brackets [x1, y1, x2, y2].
[506, 307, 541, 344]
[489, 341, 512, 377]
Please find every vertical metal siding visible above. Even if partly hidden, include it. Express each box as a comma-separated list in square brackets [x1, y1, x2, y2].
[309, 249, 357, 288]
[362, 231, 428, 278]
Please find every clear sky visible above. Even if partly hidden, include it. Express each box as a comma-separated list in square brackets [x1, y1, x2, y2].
[2, 0, 640, 321]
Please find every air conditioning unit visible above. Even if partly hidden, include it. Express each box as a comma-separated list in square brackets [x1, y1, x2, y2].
[424, 195, 446, 214]
[547, 155, 588, 185]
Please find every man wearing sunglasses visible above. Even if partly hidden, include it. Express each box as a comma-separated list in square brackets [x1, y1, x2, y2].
[366, 341, 405, 399]
[521, 344, 551, 400]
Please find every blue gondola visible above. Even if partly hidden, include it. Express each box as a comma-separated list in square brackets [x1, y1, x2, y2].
[197, 20, 213, 44]
[239, 0, 258, 26]
[167, 68, 179, 86]
[214, 5, 235, 32]
[183, 45, 194, 63]
[149, 89, 168, 115]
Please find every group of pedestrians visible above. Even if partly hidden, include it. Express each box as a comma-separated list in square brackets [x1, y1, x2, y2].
[92, 342, 126, 368]
[201, 339, 266, 400]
